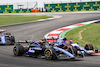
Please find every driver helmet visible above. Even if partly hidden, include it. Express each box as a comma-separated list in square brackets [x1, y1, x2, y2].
[40, 39, 46, 44]
[65, 41, 71, 45]
[63, 38, 67, 40]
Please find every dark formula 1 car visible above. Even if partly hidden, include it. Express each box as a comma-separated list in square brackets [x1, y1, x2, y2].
[55, 38, 100, 55]
[13, 39, 84, 60]
[0, 29, 15, 45]
[77, 43, 100, 55]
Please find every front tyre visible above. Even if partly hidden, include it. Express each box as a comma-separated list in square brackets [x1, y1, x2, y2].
[13, 43, 24, 56]
[10, 36, 15, 43]
[44, 49, 57, 60]
[95, 48, 98, 53]
[44, 49, 53, 60]
[72, 47, 77, 56]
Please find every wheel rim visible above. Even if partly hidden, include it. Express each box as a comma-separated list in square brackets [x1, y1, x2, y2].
[13, 47, 18, 55]
[45, 51, 51, 58]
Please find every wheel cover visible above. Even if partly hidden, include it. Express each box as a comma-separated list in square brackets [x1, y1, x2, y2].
[45, 51, 51, 57]
[44, 49, 53, 60]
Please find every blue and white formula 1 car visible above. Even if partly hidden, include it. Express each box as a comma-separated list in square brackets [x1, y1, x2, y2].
[13, 39, 84, 60]
[0, 29, 15, 45]
[54, 38, 100, 55]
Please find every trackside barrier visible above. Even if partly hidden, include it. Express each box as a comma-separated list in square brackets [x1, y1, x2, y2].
[0, 5, 39, 13]
[44, 1, 100, 12]
[0, 5, 13, 13]
[0, 5, 45, 13]
[31, 9, 40, 12]
[0, 9, 31, 13]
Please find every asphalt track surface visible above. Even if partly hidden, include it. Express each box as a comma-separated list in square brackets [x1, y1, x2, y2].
[0, 12, 100, 67]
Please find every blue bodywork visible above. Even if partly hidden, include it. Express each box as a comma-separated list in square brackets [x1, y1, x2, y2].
[27, 48, 36, 54]
[30, 42, 40, 47]
[27, 42, 75, 58]
[0, 36, 6, 43]
[54, 39, 72, 46]
[55, 39, 88, 54]
[74, 45, 88, 53]
[27, 42, 42, 54]
[54, 47, 74, 58]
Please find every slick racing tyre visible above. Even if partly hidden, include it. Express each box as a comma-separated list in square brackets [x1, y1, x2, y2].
[13, 43, 24, 56]
[95, 48, 98, 53]
[73, 47, 77, 56]
[10, 36, 15, 43]
[68, 46, 77, 56]
[85, 44, 94, 50]
[44, 49, 57, 60]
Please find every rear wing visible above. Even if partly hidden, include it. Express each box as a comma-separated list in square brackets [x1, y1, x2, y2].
[16, 39, 51, 45]
[16, 40, 34, 44]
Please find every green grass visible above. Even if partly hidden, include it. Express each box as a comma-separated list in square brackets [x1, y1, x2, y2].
[65, 24, 100, 49]
[0, 15, 52, 26]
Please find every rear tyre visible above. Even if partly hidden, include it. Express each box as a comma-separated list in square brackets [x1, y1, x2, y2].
[84, 44, 94, 50]
[13, 43, 24, 56]
[10, 36, 15, 43]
